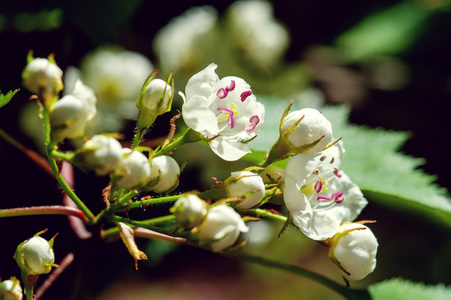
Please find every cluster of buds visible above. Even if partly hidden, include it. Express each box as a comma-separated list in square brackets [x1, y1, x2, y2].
[15, 53, 380, 292]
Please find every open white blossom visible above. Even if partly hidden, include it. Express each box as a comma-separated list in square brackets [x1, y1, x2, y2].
[329, 223, 378, 280]
[148, 155, 180, 193]
[114, 148, 151, 190]
[50, 79, 97, 140]
[283, 142, 367, 240]
[14, 236, 55, 275]
[280, 108, 333, 154]
[197, 204, 248, 252]
[76, 135, 123, 176]
[226, 171, 265, 209]
[181, 63, 265, 161]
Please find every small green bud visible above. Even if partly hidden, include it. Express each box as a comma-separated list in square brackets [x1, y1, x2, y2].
[136, 78, 173, 130]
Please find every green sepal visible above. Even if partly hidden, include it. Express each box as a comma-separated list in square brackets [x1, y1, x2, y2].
[0, 89, 20, 109]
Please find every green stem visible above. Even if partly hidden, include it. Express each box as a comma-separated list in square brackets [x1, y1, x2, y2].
[0, 206, 88, 222]
[41, 105, 95, 223]
[121, 194, 182, 210]
[51, 150, 74, 161]
[223, 252, 371, 300]
[114, 190, 138, 208]
[106, 215, 186, 238]
[154, 127, 200, 156]
[246, 208, 288, 223]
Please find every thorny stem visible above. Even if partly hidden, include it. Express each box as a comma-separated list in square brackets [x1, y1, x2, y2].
[41, 105, 95, 223]
[120, 194, 182, 210]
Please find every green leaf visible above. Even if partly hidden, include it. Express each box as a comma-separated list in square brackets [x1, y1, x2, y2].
[334, 1, 431, 61]
[249, 97, 451, 228]
[368, 278, 451, 300]
[0, 89, 19, 108]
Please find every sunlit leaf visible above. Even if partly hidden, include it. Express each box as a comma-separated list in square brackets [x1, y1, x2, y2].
[368, 278, 451, 300]
[0, 89, 19, 108]
[334, 1, 431, 61]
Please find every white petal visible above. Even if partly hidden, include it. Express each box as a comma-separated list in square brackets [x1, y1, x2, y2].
[209, 137, 251, 161]
[185, 63, 219, 101]
[182, 95, 219, 138]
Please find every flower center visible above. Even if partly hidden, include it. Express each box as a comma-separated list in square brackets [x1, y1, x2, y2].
[217, 104, 239, 129]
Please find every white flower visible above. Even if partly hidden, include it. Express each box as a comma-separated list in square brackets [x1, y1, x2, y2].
[171, 194, 208, 229]
[329, 223, 378, 280]
[280, 108, 333, 154]
[148, 155, 180, 193]
[22, 57, 63, 99]
[197, 204, 249, 252]
[136, 78, 173, 129]
[14, 236, 55, 275]
[0, 277, 23, 300]
[226, 171, 265, 209]
[226, 0, 289, 67]
[77, 135, 123, 176]
[153, 6, 217, 72]
[50, 80, 97, 140]
[114, 148, 151, 190]
[181, 63, 265, 161]
[282, 141, 367, 240]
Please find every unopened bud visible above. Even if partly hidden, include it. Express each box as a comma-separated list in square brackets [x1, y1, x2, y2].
[170, 194, 208, 229]
[147, 155, 180, 193]
[75, 135, 123, 176]
[114, 148, 151, 190]
[14, 235, 56, 275]
[197, 204, 248, 252]
[136, 78, 172, 129]
[226, 171, 265, 209]
[328, 223, 378, 280]
[22, 57, 63, 102]
[280, 108, 333, 154]
[0, 277, 23, 300]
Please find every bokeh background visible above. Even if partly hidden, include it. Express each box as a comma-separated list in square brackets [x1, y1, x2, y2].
[1, 0, 450, 299]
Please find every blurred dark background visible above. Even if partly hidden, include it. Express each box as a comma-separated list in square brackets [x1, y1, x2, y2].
[1, 0, 450, 299]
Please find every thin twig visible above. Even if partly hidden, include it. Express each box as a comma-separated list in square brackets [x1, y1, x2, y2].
[34, 252, 75, 300]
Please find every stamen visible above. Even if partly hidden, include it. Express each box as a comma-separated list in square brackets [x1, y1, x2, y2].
[228, 80, 236, 92]
[317, 195, 331, 202]
[330, 157, 335, 164]
[240, 90, 252, 102]
[217, 106, 235, 128]
[314, 180, 323, 193]
[244, 115, 260, 131]
[331, 191, 344, 204]
[320, 156, 327, 161]
[334, 167, 342, 178]
[312, 169, 319, 175]
[217, 88, 227, 99]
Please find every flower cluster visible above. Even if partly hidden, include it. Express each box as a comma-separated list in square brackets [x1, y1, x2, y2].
[8, 55, 379, 300]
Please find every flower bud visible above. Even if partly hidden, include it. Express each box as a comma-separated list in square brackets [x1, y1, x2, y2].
[136, 78, 172, 129]
[114, 148, 151, 190]
[170, 194, 208, 229]
[22, 57, 63, 101]
[197, 204, 249, 252]
[0, 277, 23, 300]
[280, 108, 333, 154]
[14, 236, 56, 275]
[226, 171, 265, 209]
[50, 80, 97, 140]
[75, 135, 123, 176]
[328, 223, 378, 280]
[147, 155, 180, 193]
